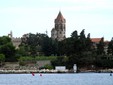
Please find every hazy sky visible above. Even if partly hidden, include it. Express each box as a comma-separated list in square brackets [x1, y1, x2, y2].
[0, 0, 113, 40]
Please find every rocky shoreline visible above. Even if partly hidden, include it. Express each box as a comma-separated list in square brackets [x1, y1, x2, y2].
[0, 69, 69, 74]
[0, 69, 113, 74]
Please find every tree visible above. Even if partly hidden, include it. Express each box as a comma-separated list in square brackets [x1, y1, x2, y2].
[0, 36, 16, 62]
[80, 29, 86, 40]
[0, 54, 5, 66]
[70, 30, 80, 54]
[20, 33, 41, 56]
[51, 56, 67, 68]
[16, 46, 28, 57]
[0, 36, 11, 45]
[71, 30, 78, 40]
[71, 29, 92, 54]
[0, 43, 16, 61]
[67, 54, 79, 69]
[96, 37, 105, 55]
[20, 33, 57, 56]
[40, 35, 53, 56]
[66, 29, 95, 68]
[86, 33, 92, 51]
[79, 29, 87, 52]
[60, 38, 74, 56]
[107, 37, 113, 55]
[59, 30, 79, 56]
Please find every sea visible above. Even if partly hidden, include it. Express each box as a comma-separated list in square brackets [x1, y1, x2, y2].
[0, 73, 113, 85]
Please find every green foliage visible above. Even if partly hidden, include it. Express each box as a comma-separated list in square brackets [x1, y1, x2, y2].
[0, 29, 113, 69]
[0, 54, 5, 61]
[18, 56, 57, 66]
[19, 33, 57, 56]
[71, 30, 78, 39]
[67, 52, 95, 69]
[14, 30, 113, 68]
[0, 36, 11, 45]
[67, 54, 79, 69]
[18, 56, 35, 66]
[0, 36, 16, 62]
[51, 56, 68, 68]
[35, 56, 57, 61]
[58, 29, 98, 69]
[44, 64, 53, 69]
[107, 37, 113, 55]
[95, 55, 113, 68]
[96, 37, 105, 55]
[0, 43, 16, 61]
[59, 38, 75, 56]
[0, 54, 5, 66]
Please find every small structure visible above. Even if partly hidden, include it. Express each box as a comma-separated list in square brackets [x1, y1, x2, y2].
[55, 66, 66, 72]
[73, 64, 77, 73]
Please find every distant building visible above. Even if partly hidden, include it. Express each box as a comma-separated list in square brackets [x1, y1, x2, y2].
[91, 38, 109, 54]
[8, 31, 21, 49]
[8, 31, 31, 49]
[91, 38, 102, 43]
[51, 11, 66, 41]
[91, 38, 102, 49]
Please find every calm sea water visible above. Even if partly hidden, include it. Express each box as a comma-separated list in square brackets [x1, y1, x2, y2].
[0, 73, 113, 85]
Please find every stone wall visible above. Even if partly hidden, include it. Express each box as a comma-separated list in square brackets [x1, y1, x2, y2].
[36, 60, 51, 68]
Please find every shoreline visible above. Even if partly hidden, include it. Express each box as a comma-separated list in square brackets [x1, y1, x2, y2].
[0, 69, 112, 74]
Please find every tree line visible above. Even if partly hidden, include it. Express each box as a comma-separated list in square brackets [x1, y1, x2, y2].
[0, 29, 113, 69]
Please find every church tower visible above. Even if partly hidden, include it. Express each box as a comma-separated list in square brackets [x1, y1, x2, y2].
[8, 30, 13, 38]
[51, 11, 66, 41]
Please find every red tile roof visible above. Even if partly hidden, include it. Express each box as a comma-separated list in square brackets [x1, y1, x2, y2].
[91, 38, 101, 43]
[55, 11, 66, 23]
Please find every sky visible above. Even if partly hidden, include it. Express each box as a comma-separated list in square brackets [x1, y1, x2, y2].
[0, 0, 113, 41]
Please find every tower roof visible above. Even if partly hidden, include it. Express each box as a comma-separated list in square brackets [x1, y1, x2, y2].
[55, 11, 66, 23]
[56, 11, 65, 20]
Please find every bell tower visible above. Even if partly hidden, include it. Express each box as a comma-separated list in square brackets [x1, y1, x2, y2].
[51, 11, 66, 41]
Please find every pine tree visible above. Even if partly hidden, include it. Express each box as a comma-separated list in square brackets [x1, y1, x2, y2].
[96, 37, 105, 55]
[107, 37, 113, 55]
